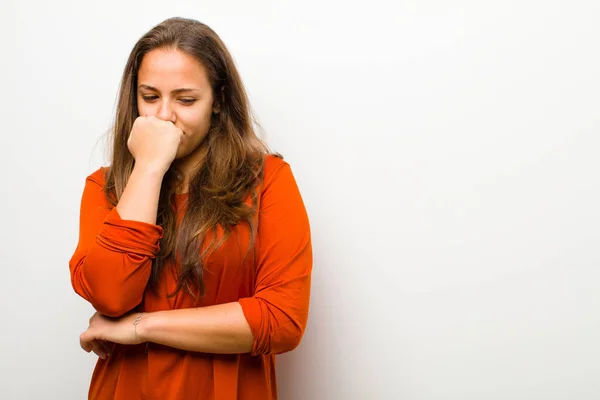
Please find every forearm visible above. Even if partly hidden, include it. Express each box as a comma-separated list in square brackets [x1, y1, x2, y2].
[137, 302, 254, 354]
[116, 164, 165, 224]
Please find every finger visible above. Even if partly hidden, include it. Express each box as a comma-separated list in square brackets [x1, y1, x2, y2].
[80, 332, 92, 353]
[80, 330, 92, 344]
[80, 330, 103, 354]
[100, 340, 113, 357]
[80, 339, 92, 353]
[90, 340, 108, 359]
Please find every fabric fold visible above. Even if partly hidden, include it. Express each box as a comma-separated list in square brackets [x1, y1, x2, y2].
[96, 207, 164, 256]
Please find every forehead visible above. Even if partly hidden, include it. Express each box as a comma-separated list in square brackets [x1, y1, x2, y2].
[137, 48, 210, 90]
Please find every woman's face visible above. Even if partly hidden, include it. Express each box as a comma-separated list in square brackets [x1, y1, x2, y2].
[136, 48, 218, 165]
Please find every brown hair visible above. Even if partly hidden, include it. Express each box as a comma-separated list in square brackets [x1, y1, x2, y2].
[103, 17, 273, 298]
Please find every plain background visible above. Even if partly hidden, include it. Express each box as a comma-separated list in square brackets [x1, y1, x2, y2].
[1, 1, 599, 399]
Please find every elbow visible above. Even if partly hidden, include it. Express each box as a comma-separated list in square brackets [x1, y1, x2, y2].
[254, 321, 306, 356]
[85, 279, 143, 317]
[91, 297, 139, 318]
[69, 254, 149, 317]
[70, 268, 142, 318]
[240, 297, 309, 356]
[273, 325, 305, 354]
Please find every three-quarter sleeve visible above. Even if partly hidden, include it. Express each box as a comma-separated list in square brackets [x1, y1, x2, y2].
[238, 158, 313, 356]
[69, 168, 164, 317]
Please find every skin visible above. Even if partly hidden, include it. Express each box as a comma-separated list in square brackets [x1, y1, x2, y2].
[79, 48, 253, 359]
[136, 47, 221, 188]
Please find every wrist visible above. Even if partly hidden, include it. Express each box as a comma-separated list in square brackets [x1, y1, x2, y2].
[135, 312, 152, 343]
[132, 161, 169, 178]
[133, 312, 148, 343]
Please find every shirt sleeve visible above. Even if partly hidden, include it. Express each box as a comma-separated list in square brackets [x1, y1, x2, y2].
[238, 158, 313, 356]
[68, 168, 164, 317]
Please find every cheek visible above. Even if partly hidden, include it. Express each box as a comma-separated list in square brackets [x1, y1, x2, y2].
[137, 100, 151, 116]
[181, 106, 214, 131]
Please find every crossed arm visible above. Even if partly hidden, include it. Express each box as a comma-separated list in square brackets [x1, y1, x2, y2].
[70, 159, 312, 357]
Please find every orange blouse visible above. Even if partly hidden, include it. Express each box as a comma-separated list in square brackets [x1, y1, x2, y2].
[69, 155, 312, 400]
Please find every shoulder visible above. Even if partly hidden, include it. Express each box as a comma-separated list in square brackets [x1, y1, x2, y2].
[259, 153, 302, 197]
[263, 153, 288, 177]
[262, 153, 294, 187]
[78, 166, 113, 207]
[85, 166, 109, 188]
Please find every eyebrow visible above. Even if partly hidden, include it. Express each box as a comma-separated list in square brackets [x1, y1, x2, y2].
[138, 84, 200, 94]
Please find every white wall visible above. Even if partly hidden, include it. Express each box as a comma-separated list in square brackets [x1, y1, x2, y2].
[1, 1, 599, 399]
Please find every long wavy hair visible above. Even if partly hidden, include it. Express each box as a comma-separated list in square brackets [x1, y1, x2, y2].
[103, 17, 273, 299]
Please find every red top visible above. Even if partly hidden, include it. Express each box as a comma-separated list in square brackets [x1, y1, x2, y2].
[69, 155, 312, 399]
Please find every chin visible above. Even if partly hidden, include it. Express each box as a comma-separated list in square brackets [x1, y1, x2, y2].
[174, 148, 195, 163]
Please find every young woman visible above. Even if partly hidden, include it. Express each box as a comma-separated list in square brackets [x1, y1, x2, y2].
[69, 17, 312, 400]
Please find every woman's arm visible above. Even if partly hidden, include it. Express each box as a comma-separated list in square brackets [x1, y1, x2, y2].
[142, 159, 312, 355]
[138, 304, 253, 353]
[80, 157, 312, 355]
[115, 164, 165, 224]
[80, 303, 254, 354]
[145, 159, 312, 355]
[69, 165, 165, 317]
[70, 117, 183, 317]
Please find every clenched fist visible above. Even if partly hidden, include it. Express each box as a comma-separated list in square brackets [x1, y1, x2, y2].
[128, 115, 183, 174]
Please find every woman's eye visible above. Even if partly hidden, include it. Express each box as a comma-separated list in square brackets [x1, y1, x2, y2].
[140, 96, 195, 105]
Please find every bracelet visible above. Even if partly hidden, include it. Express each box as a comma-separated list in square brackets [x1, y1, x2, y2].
[133, 313, 145, 343]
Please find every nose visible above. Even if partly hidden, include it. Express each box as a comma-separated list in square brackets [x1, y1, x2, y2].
[156, 100, 176, 123]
